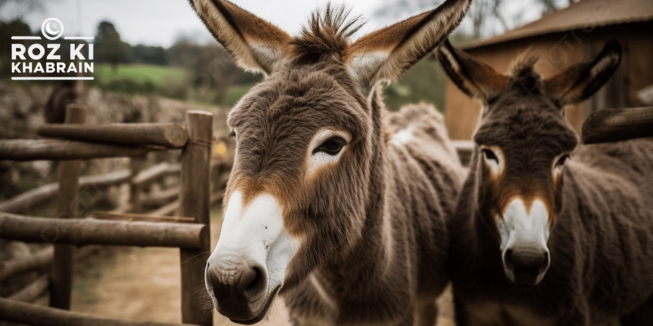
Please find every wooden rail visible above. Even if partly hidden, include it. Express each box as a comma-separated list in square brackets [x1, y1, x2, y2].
[142, 186, 180, 207]
[8, 273, 49, 302]
[0, 297, 201, 326]
[0, 213, 207, 249]
[0, 169, 131, 214]
[0, 139, 163, 161]
[133, 162, 176, 186]
[0, 246, 98, 283]
[0, 246, 53, 281]
[38, 123, 189, 148]
[582, 106, 653, 144]
[37, 123, 188, 148]
[90, 211, 195, 223]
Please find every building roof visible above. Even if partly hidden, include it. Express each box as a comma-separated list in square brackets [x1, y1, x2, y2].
[463, 0, 653, 50]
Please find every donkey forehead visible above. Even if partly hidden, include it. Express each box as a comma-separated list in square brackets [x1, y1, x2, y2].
[475, 104, 577, 151]
[227, 68, 365, 133]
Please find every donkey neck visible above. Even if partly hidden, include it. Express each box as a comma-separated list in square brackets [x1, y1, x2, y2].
[313, 88, 397, 298]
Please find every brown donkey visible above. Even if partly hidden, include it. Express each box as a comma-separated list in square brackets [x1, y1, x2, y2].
[437, 39, 653, 326]
[188, 0, 470, 325]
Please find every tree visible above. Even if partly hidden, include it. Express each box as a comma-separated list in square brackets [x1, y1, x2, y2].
[374, 0, 574, 39]
[0, 19, 33, 75]
[167, 37, 261, 105]
[94, 21, 131, 72]
[132, 45, 168, 66]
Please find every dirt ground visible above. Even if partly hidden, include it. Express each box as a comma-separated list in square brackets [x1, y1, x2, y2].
[60, 205, 454, 325]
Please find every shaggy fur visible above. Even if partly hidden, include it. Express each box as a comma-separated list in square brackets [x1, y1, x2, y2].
[438, 40, 653, 325]
[189, 0, 470, 325]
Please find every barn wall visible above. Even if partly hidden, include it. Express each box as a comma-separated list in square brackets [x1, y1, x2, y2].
[624, 22, 653, 107]
[443, 21, 653, 141]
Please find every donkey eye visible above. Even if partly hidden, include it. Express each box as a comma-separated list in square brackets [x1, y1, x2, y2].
[313, 137, 346, 156]
[556, 154, 570, 167]
[482, 149, 499, 164]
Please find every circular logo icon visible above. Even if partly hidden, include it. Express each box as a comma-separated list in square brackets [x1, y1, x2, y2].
[42, 18, 64, 40]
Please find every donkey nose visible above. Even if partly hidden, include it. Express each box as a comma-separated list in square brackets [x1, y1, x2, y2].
[206, 261, 267, 307]
[503, 248, 550, 286]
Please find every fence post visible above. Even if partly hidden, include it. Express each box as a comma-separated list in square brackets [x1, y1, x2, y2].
[179, 110, 212, 326]
[49, 104, 86, 310]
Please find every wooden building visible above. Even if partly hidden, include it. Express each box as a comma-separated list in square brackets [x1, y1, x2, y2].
[443, 0, 653, 140]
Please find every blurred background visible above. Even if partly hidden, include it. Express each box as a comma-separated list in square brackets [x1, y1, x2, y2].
[0, 0, 574, 111]
[1, 0, 651, 325]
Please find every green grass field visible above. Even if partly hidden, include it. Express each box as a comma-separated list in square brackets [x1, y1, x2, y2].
[94, 64, 188, 86]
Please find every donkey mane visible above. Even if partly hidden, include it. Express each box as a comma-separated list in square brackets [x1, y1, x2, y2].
[291, 5, 363, 64]
[507, 55, 544, 95]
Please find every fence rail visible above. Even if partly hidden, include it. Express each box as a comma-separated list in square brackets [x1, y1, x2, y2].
[0, 139, 163, 161]
[0, 213, 208, 249]
[0, 297, 201, 326]
[582, 106, 653, 144]
[0, 104, 217, 326]
[0, 246, 53, 281]
[37, 123, 189, 148]
[0, 169, 131, 214]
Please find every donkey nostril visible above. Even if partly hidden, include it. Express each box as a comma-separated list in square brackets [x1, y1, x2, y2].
[504, 249, 515, 269]
[243, 267, 266, 298]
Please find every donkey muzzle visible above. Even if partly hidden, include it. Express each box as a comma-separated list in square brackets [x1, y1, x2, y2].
[205, 258, 270, 323]
[503, 247, 550, 286]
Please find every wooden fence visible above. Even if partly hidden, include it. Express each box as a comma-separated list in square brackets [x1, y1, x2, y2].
[0, 104, 225, 326]
[582, 106, 653, 144]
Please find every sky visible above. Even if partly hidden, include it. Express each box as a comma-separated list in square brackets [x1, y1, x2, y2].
[4, 0, 545, 48]
[7, 0, 388, 48]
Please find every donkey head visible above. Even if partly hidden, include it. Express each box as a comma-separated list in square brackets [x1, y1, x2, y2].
[438, 40, 622, 286]
[190, 0, 470, 322]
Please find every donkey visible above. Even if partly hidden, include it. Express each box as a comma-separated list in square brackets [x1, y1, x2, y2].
[436, 39, 653, 326]
[188, 0, 470, 324]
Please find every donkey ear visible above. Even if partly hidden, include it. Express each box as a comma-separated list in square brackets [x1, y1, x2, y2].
[189, 0, 293, 75]
[344, 0, 471, 96]
[436, 39, 509, 101]
[544, 40, 622, 106]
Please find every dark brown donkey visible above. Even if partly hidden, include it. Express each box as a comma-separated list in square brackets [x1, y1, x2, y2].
[437, 39, 653, 326]
[188, 0, 470, 325]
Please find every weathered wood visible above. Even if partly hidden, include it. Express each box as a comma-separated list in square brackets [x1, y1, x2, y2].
[110, 203, 132, 214]
[0, 139, 163, 161]
[9, 273, 49, 302]
[50, 104, 85, 310]
[167, 163, 181, 175]
[583, 107, 653, 144]
[90, 211, 195, 223]
[0, 297, 200, 326]
[0, 246, 99, 282]
[0, 169, 131, 214]
[130, 157, 144, 213]
[133, 162, 172, 186]
[37, 123, 189, 148]
[0, 183, 57, 214]
[179, 110, 213, 326]
[142, 186, 179, 207]
[0, 246, 53, 281]
[0, 213, 207, 250]
[149, 200, 179, 217]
